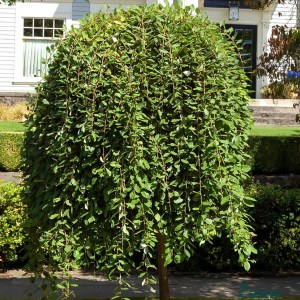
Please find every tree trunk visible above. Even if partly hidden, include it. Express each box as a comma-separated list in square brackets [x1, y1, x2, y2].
[157, 231, 170, 300]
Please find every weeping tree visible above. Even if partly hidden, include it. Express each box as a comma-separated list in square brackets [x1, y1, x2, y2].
[23, 4, 256, 299]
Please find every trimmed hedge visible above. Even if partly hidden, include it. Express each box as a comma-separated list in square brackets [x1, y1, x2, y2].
[249, 136, 300, 174]
[0, 132, 23, 172]
[0, 181, 25, 267]
[248, 183, 300, 271]
[175, 183, 300, 272]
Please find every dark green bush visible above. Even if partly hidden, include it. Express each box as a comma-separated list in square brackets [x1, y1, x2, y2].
[0, 132, 23, 171]
[175, 183, 300, 272]
[0, 181, 25, 267]
[248, 183, 300, 271]
[249, 136, 300, 174]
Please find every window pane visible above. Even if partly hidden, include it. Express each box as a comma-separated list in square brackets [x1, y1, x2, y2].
[44, 29, 53, 38]
[24, 28, 33, 37]
[24, 18, 33, 27]
[45, 19, 54, 28]
[204, 0, 227, 7]
[34, 19, 43, 28]
[23, 18, 64, 39]
[55, 19, 64, 28]
[204, 0, 248, 8]
[34, 29, 43, 37]
[244, 43, 252, 55]
[235, 29, 243, 40]
[244, 30, 253, 40]
[23, 40, 55, 77]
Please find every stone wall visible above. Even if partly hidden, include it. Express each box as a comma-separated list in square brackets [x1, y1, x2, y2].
[0, 92, 35, 105]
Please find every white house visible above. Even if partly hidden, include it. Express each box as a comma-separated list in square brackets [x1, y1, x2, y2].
[0, 0, 298, 102]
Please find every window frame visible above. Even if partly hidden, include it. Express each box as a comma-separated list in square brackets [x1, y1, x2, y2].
[22, 17, 65, 78]
[13, 3, 72, 86]
[203, 0, 249, 8]
[23, 18, 65, 40]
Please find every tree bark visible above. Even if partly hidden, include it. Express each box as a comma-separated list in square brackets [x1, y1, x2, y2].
[157, 231, 170, 300]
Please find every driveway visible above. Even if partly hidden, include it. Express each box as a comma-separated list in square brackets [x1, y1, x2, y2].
[0, 270, 299, 299]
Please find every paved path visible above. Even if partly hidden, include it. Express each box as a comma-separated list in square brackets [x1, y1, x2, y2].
[0, 172, 20, 184]
[0, 271, 299, 299]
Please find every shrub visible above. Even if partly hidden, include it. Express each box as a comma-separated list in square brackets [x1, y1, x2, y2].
[175, 182, 300, 272]
[0, 132, 23, 171]
[174, 234, 239, 272]
[0, 181, 25, 267]
[249, 136, 300, 174]
[247, 183, 300, 271]
[260, 82, 298, 99]
[22, 3, 254, 294]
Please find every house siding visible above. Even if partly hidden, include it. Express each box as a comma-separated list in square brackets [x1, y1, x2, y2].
[90, 0, 146, 13]
[72, 0, 90, 21]
[270, 1, 298, 27]
[0, 5, 16, 92]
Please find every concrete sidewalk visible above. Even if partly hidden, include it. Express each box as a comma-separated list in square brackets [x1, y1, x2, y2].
[0, 270, 300, 299]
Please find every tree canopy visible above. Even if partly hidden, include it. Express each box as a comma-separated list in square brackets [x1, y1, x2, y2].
[22, 4, 256, 298]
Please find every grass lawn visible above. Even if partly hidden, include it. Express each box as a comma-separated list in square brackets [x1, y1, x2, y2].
[0, 121, 25, 132]
[251, 125, 300, 137]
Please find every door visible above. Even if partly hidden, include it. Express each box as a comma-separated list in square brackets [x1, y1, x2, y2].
[227, 25, 257, 97]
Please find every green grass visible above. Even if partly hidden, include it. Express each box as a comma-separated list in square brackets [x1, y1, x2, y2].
[251, 125, 300, 137]
[0, 121, 25, 132]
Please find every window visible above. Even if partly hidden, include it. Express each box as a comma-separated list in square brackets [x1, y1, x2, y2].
[204, 0, 248, 8]
[23, 18, 64, 77]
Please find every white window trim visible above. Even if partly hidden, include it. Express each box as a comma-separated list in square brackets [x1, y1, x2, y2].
[13, 2, 73, 85]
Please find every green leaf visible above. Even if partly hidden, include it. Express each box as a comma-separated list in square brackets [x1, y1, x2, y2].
[241, 165, 251, 173]
[63, 209, 70, 218]
[117, 265, 124, 272]
[221, 196, 230, 205]
[154, 213, 161, 222]
[56, 284, 65, 289]
[134, 185, 141, 193]
[243, 261, 251, 271]
[73, 249, 83, 260]
[141, 191, 150, 198]
[174, 198, 183, 204]
[49, 213, 59, 220]
[143, 159, 150, 169]
[42, 99, 50, 105]
[122, 225, 129, 235]
[164, 252, 172, 266]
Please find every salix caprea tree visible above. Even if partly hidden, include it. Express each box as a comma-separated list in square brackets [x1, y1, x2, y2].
[23, 4, 256, 299]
